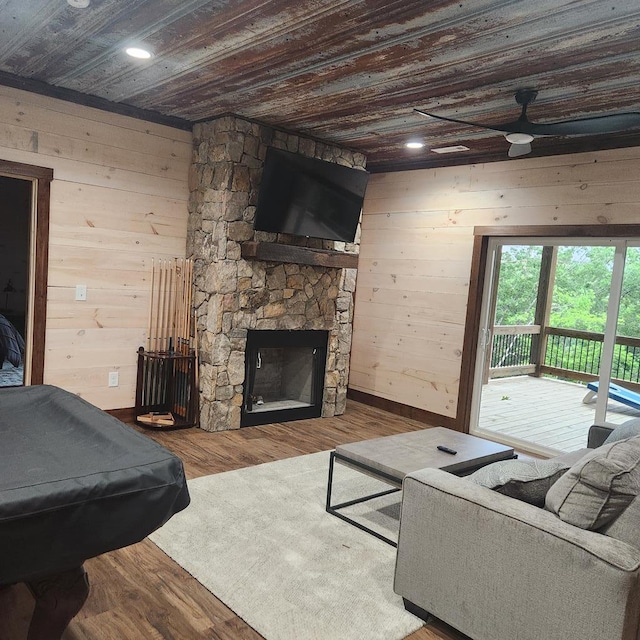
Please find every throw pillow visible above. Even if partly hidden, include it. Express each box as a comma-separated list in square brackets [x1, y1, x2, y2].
[467, 458, 570, 507]
[545, 435, 640, 530]
[603, 418, 640, 445]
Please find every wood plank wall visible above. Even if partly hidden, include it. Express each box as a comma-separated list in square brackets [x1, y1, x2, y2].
[350, 146, 640, 422]
[0, 86, 191, 409]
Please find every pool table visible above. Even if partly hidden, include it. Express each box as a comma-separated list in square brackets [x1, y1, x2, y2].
[0, 385, 190, 639]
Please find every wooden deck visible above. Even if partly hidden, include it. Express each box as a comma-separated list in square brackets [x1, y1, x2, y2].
[476, 376, 640, 453]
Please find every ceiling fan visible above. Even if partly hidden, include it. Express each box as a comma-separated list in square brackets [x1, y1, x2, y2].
[415, 89, 640, 158]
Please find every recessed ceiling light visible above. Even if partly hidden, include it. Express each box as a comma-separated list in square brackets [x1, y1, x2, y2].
[405, 141, 425, 149]
[126, 47, 152, 59]
[431, 145, 470, 154]
[67, 0, 90, 7]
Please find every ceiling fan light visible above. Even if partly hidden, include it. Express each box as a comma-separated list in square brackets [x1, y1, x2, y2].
[508, 142, 532, 158]
[505, 132, 534, 144]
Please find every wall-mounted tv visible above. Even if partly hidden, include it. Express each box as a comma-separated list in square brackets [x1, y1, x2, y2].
[253, 147, 369, 243]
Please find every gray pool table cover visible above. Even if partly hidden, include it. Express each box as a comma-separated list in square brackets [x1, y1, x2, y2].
[0, 385, 190, 584]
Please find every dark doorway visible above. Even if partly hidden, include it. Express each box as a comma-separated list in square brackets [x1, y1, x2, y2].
[0, 160, 52, 387]
[0, 176, 31, 386]
[242, 330, 328, 426]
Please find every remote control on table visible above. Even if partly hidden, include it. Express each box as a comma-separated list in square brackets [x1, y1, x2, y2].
[437, 445, 457, 455]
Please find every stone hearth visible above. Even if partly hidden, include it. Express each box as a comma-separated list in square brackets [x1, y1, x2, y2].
[188, 115, 366, 431]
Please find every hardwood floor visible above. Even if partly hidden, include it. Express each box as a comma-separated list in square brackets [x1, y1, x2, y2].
[0, 400, 466, 640]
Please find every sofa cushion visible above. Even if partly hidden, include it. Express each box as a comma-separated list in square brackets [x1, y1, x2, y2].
[545, 435, 640, 530]
[467, 458, 570, 507]
[603, 418, 640, 445]
[587, 424, 615, 449]
[599, 496, 640, 549]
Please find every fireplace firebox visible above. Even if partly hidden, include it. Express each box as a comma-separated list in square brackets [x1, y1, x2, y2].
[241, 330, 329, 427]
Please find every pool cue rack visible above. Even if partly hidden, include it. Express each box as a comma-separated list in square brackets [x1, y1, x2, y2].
[135, 258, 198, 430]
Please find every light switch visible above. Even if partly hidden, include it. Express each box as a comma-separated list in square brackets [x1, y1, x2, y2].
[75, 284, 87, 301]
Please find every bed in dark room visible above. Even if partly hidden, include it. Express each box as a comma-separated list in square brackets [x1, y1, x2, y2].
[0, 313, 25, 387]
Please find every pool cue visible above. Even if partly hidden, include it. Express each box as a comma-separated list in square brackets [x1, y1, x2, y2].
[176, 260, 183, 354]
[161, 260, 170, 353]
[142, 258, 155, 409]
[176, 259, 190, 417]
[147, 258, 155, 352]
[182, 259, 191, 354]
[155, 260, 163, 353]
[192, 307, 199, 424]
[150, 259, 161, 404]
[170, 259, 181, 418]
[187, 259, 194, 349]
[186, 259, 194, 417]
[181, 259, 195, 422]
[154, 261, 166, 407]
[168, 260, 176, 353]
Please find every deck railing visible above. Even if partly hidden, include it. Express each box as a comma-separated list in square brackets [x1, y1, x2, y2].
[489, 325, 640, 391]
[490, 325, 538, 376]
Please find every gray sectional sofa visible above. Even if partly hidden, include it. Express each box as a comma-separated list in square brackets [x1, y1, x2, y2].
[394, 419, 640, 640]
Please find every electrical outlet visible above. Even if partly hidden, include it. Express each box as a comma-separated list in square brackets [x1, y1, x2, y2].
[108, 371, 119, 387]
[75, 284, 87, 301]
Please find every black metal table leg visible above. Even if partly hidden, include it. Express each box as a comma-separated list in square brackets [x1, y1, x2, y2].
[325, 451, 401, 547]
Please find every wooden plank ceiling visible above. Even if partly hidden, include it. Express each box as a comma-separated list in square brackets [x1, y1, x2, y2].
[0, 0, 639, 172]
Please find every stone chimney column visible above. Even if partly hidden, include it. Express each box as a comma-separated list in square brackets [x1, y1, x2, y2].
[188, 115, 365, 431]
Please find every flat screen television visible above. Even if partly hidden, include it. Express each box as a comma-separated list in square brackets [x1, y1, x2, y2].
[253, 147, 369, 243]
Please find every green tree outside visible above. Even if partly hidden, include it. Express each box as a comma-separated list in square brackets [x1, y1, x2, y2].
[493, 244, 640, 383]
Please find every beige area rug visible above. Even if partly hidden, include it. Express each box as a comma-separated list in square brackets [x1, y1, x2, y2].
[149, 451, 423, 640]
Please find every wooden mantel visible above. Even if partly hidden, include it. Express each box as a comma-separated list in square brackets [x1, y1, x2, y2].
[241, 241, 359, 269]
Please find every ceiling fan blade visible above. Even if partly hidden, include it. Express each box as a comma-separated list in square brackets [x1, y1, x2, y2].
[414, 108, 517, 134]
[508, 142, 532, 158]
[417, 107, 640, 137]
[522, 112, 640, 136]
[416, 94, 640, 147]
[415, 108, 546, 136]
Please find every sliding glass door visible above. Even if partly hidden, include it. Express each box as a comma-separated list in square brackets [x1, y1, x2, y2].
[470, 237, 640, 456]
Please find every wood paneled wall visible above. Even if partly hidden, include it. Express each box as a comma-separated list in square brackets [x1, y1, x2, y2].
[0, 86, 191, 409]
[350, 146, 640, 423]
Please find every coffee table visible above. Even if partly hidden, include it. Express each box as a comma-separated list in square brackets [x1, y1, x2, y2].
[326, 427, 516, 546]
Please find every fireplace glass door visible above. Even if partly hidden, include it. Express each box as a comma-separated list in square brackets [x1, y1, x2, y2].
[242, 330, 328, 426]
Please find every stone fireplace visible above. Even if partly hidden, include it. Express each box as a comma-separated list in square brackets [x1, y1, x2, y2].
[188, 115, 365, 431]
